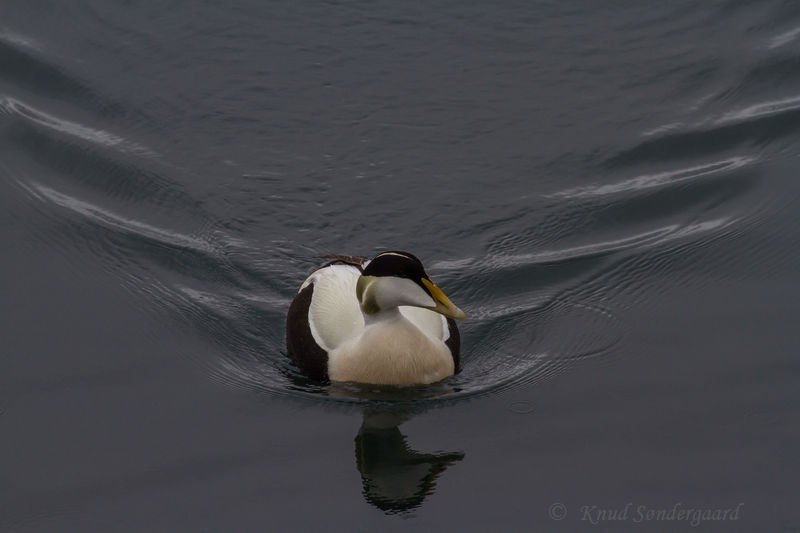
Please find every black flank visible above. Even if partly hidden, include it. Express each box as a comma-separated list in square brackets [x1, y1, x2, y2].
[286, 283, 329, 381]
[445, 317, 461, 371]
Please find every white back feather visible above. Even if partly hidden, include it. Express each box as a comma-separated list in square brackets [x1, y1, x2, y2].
[305, 264, 364, 351]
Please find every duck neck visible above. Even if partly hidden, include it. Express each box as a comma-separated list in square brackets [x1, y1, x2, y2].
[363, 306, 404, 327]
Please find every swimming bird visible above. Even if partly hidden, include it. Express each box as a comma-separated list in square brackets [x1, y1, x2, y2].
[286, 251, 466, 386]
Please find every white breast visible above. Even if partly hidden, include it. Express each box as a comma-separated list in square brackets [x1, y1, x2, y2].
[328, 309, 454, 385]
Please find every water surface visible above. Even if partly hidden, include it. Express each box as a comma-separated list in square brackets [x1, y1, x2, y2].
[2, 1, 799, 530]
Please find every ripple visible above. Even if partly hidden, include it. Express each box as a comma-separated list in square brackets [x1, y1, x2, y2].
[4, 8, 782, 414]
[16, 140, 760, 411]
[717, 94, 800, 125]
[203, 296, 622, 409]
[609, 93, 800, 168]
[14, 179, 294, 302]
[183, 230, 629, 408]
[768, 26, 800, 49]
[0, 96, 185, 212]
[551, 156, 754, 199]
[0, 29, 41, 51]
[0, 95, 155, 156]
[482, 224, 695, 268]
[22, 181, 212, 253]
[205, 151, 763, 409]
[203, 306, 621, 409]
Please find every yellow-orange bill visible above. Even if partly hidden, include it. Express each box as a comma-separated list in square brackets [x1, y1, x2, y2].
[421, 278, 467, 321]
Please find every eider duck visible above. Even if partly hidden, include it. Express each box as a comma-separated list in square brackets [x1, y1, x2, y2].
[286, 251, 466, 386]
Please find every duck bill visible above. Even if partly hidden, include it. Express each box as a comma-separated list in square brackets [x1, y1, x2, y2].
[421, 278, 467, 321]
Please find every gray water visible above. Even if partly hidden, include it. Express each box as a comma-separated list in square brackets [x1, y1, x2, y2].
[2, 1, 799, 531]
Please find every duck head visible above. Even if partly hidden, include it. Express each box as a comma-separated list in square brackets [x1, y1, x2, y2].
[356, 251, 466, 321]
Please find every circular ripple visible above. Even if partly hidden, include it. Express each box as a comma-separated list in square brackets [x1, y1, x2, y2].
[203, 294, 623, 410]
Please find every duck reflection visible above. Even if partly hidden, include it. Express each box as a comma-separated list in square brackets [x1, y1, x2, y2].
[354, 408, 465, 514]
